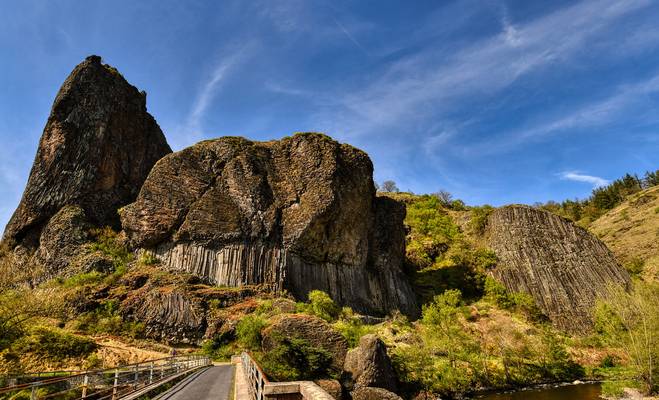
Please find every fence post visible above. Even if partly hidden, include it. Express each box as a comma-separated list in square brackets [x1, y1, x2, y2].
[30, 384, 36, 400]
[111, 369, 119, 400]
[149, 362, 154, 384]
[134, 364, 139, 388]
[82, 374, 89, 399]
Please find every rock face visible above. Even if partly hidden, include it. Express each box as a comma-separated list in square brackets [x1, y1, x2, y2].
[261, 314, 348, 371]
[486, 205, 631, 333]
[120, 134, 417, 316]
[3, 55, 171, 253]
[343, 334, 398, 393]
[122, 289, 206, 344]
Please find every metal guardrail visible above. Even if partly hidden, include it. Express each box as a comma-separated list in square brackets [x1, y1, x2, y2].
[241, 352, 268, 400]
[0, 354, 211, 400]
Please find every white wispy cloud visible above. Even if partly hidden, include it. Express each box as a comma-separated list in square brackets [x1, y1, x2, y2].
[332, 17, 369, 55]
[463, 71, 659, 155]
[172, 46, 253, 149]
[185, 56, 240, 134]
[312, 0, 653, 142]
[560, 171, 609, 188]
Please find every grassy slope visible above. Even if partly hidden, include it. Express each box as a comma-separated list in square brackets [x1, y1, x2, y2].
[590, 185, 659, 280]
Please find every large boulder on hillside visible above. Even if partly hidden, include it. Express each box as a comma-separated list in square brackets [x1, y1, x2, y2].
[486, 205, 631, 333]
[120, 133, 417, 316]
[342, 334, 398, 392]
[261, 314, 348, 371]
[3, 55, 171, 254]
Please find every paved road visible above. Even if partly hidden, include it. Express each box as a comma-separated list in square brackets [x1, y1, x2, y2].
[158, 365, 234, 400]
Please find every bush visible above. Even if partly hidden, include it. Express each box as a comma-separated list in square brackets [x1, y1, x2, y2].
[72, 300, 144, 338]
[201, 338, 235, 361]
[236, 314, 268, 350]
[303, 291, 340, 322]
[333, 317, 376, 348]
[470, 205, 494, 235]
[594, 281, 659, 395]
[259, 336, 334, 381]
[89, 227, 133, 270]
[11, 326, 97, 360]
[602, 380, 641, 397]
[138, 252, 159, 266]
[59, 271, 103, 288]
[624, 258, 645, 275]
[483, 276, 545, 321]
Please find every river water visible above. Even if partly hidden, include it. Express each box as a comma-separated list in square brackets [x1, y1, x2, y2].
[475, 382, 602, 400]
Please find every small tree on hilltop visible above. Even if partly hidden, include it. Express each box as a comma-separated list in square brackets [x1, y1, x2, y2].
[433, 190, 453, 207]
[381, 180, 399, 193]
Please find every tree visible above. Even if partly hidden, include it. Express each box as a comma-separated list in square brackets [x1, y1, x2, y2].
[594, 281, 659, 395]
[374, 181, 380, 192]
[644, 170, 659, 188]
[433, 190, 453, 206]
[381, 180, 399, 193]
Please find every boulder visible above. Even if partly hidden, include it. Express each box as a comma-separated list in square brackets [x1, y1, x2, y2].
[343, 334, 398, 392]
[350, 387, 403, 400]
[3, 55, 171, 257]
[261, 314, 348, 371]
[121, 133, 417, 316]
[486, 205, 631, 333]
[314, 379, 343, 400]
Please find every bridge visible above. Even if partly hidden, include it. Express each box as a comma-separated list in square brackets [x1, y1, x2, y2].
[0, 353, 334, 400]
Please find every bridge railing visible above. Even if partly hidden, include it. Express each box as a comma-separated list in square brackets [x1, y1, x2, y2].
[238, 352, 334, 400]
[241, 352, 268, 400]
[0, 354, 211, 400]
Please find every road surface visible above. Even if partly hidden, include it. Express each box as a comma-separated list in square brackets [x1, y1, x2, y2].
[157, 365, 234, 400]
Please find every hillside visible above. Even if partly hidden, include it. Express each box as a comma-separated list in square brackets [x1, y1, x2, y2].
[590, 185, 659, 280]
[0, 56, 656, 399]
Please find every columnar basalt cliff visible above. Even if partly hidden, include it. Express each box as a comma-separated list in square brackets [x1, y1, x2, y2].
[120, 134, 418, 316]
[486, 205, 631, 333]
[2, 56, 171, 276]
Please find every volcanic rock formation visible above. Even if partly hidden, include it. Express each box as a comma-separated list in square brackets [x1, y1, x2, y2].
[486, 205, 631, 333]
[3, 55, 171, 252]
[120, 134, 418, 316]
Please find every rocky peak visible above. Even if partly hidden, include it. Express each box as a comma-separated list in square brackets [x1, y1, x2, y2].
[486, 205, 631, 333]
[121, 133, 418, 316]
[3, 55, 171, 249]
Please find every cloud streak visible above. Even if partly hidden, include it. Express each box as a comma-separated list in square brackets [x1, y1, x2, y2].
[560, 171, 609, 188]
[313, 0, 653, 142]
[185, 56, 240, 135]
[332, 17, 369, 55]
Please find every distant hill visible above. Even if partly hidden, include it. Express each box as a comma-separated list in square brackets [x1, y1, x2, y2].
[590, 185, 659, 280]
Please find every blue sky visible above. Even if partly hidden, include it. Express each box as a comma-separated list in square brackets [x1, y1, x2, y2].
[1, 0, 659, 229]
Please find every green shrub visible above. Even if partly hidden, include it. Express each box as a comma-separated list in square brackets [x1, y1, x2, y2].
[303, 291, 340, 322]
[72, 300, 144, 338]
[538, 327, 584, 380]
[138, 252, 159, 266]
[470, 205, 494, 235]
[602, 380, 641, 397]
[201, 338, 235, 361]
[624, 258, 645, 275]
[89, 227, 133, 270]
[594, 281, 659, 395]
[259, 336, 334, 381]
[12, 326, 97, 360]
[484, 276, 545, 321]
[333, 317, 376, 348]
[236, 314, 268, 350]
[60, 271, 103, 288]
